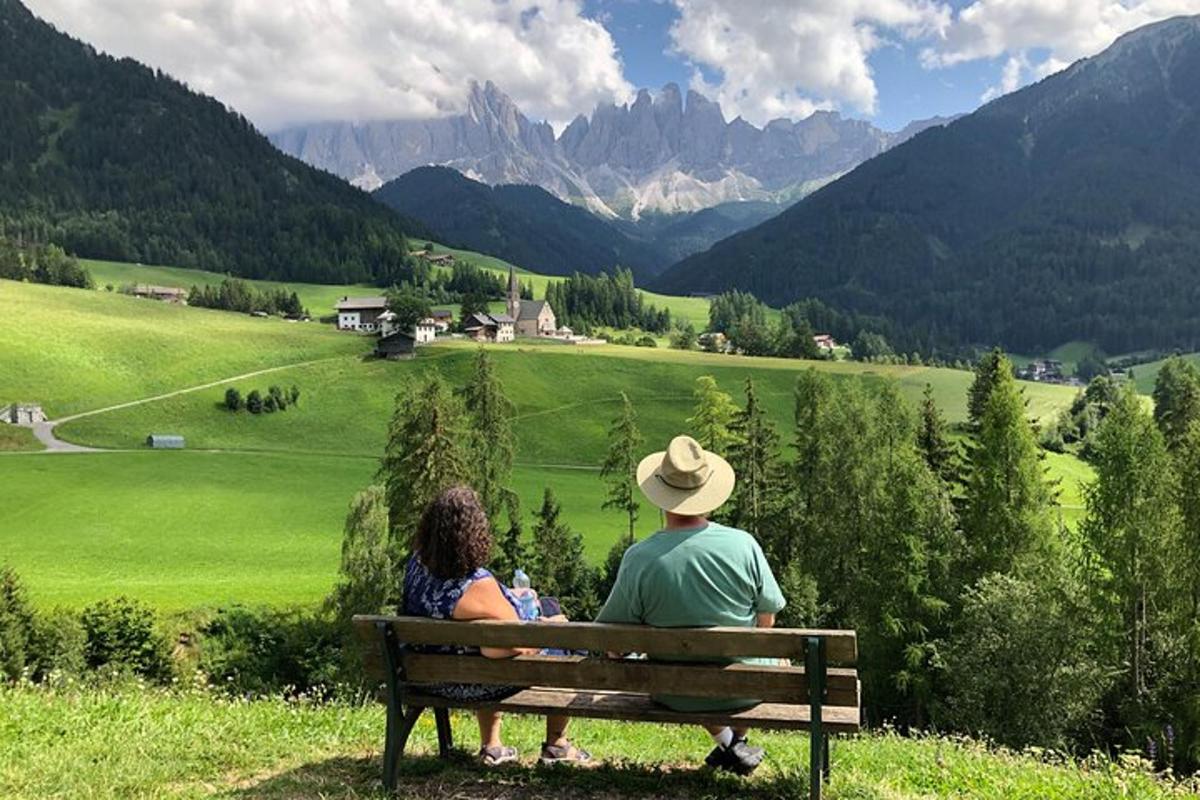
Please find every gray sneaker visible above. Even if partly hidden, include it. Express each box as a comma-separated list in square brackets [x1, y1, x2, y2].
[704, 738, 765, 776]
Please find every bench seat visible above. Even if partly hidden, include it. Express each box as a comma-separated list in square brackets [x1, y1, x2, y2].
[405, 686, 863, 733]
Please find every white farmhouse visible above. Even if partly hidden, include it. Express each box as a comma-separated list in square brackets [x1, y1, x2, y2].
[335, 296, 389, 332]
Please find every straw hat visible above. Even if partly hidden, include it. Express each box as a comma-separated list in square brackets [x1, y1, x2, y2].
[636, 435, 735, 516]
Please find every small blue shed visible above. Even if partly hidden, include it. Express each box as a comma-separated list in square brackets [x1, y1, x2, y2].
[147, 434, 185, 449]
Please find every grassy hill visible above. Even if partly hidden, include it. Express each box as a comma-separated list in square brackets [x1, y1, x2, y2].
[2, 683, 1191, 799]
[1129, 352, 1200, 394]
[1, 279, 1082, 608]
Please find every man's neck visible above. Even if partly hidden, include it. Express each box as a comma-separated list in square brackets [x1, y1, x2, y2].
[664, 512, 708, 530]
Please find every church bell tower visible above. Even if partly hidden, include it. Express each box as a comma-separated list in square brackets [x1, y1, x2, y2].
[506, 266, 520, 320]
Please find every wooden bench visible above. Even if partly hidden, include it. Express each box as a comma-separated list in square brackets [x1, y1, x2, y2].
[353, 615, 860, 799]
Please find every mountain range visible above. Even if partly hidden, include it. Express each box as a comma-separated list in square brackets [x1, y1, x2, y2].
[271, 81, 953, 219]
[0, 0, 426, 284]
[654, 14, 1200, 355]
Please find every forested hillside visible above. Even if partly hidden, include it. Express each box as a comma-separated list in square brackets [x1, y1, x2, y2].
[0, 0, 428, 283]
[374, 167, 666, 279]
[654, 15, 1200, 355]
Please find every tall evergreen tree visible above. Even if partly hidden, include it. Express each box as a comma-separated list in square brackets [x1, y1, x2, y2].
[962, 352, 1056, 583]
[489, 492, 526, 583]
[687, 375, 738, 456]
[462, 349, 515, 520]
[1152, 356, 1200, 451]
[327, 485, 394, 624]
[917, 383, 960, 486]
[530, 488, 596, 618]
[379, 373, 470, 543]
[600, 392, 643, 543]
[967, 348, 1008, 430]
[1175, 420, 1200, 619]
[0, 565, 34, 680]
[1081, 384, 1181, 712]
[724, 378, 782, 540]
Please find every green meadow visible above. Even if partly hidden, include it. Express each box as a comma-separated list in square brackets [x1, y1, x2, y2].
[2, 275, 1086, 608]
[2, 683, 1192, 800]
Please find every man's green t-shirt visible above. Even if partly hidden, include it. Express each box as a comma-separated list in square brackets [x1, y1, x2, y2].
[595, 522, 786, 712]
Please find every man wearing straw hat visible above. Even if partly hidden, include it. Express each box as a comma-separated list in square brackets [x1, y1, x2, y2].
[596, 435, 786, 776]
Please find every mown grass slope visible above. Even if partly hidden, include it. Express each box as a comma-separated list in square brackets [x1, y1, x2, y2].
[2, 684, 1193, 800]
[0, 280, 362, 417]
[0, 425, 40, 452]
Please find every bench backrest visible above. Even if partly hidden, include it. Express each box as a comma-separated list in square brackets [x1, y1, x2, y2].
[353, 616, 858, 707]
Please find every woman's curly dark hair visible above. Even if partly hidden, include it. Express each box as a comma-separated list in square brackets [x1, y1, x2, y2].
[411, 485, 493, 579]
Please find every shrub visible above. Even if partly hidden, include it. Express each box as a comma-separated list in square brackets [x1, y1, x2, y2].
[80, 597, 172, 681]
[0, 566, 34, 680]
[289, 385, 301, 405]
[635, 335, 657, 348]
[197, 606, 341, 697]
[223, 387, 242, 411]
[246, 390, 263, 414]
[27, 608, 86, 682]
[263, 394, 278, 413]
[268, 385, 287, 410]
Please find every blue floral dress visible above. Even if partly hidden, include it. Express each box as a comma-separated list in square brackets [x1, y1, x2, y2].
[402, 555, 534, 701]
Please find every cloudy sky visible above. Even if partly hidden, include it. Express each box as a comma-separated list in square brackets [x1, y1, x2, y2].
[24, 0, 1200, 132]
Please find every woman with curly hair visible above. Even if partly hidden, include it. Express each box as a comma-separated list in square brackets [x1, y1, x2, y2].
[403, 485, 591, 766]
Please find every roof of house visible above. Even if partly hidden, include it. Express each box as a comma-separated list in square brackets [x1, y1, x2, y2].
[516, 300, 549, 321]
[489, 313, 515, 324]
[462, 312, 494, 330]
[379, 329, 415, 342]
[431, 309, 453, 318]
[335, 296, 388, 311]
[133, 284, 187, 295]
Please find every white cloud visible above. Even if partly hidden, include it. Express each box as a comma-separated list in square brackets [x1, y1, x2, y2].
[923, 0, 1200, 100]
[667, 0, 950, 125]
[23, 0, 634, 131]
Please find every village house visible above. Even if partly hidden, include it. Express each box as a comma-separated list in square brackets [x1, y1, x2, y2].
[375, 311, 436, 343]
[2, 404, 46, 425]
[430, 309, 453, 332]
[415, 250, 454, 266]
[813, 334, 838, 352]
[506, 267, 556, 337]
[462, 312, 515, 343]
[131, 284, 188, 303]
[335, 296, 389, 332]
[375, 330, 417, 360]
[1018, 359, 1068, 383]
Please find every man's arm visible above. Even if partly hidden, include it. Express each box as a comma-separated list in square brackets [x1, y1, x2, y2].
[755, 612, 776, 629]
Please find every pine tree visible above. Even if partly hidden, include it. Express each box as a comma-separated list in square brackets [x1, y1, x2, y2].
[917, 383, 960, 486]
[600, 392, 643, 543]
[1152, 356, 1200, 450]
[725, 378, 781, 539]
[0, 565, 34, 680]
[379, 373, 471, 543]
[327, 485, 394, 624]
[1081, 384, 1180, 708]
[530, 488, 596, 618]
[462, 349, 515, 520]
[962, 352, 1056, 583]
[687, 375, 738, 456]
[489, 492, 526, 582]
[223, 387, 242, 411]
[967, 348, 1008, 430]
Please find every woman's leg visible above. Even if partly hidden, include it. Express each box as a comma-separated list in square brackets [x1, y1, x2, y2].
[477, 710, 504, 749]
[545, 714, 570, 747]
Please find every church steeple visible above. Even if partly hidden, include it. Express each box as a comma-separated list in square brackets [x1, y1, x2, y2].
[506, 265, 520, 319]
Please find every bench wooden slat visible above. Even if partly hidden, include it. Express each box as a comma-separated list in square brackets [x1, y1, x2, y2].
[404, 687, 862, 733]
[354, 616, 857, 665]
[401, 653, 860, 706]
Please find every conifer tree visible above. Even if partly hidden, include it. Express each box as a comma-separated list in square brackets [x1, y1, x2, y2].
[687, 375, 738, 456]
[0, 565, 34, 680]
[327, 485, 394, 623]
[967, 348, 1008, 429]
[1175, 421, 1200, 618]
[462, 349, 515, 520]
[1081, 384, 1181, 707]
[917, 383, 960, 486]
[600, 392, 643, 543]
[962, 352, 1056, 583]
[530, 488, 596, 618]
[1152, 356, 1200, 450]
[725, 378, 781, 539]
[489, 492, 526, 582]
[379, 373, 470, 543]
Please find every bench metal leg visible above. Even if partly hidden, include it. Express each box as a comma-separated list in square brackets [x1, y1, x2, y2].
[384, 706, 424, 790]
[807, 636, 827, 800]
[434, 707, 454, 756]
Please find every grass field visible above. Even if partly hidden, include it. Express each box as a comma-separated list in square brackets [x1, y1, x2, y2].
[0, 280, 363, 418]
[2, 683, 1192, 800]
[0, 425, 40, 452]
[3, 280, 1086, 608]
[1128, 352, 1200, 394]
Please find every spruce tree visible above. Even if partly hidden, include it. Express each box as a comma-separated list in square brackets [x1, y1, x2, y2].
[1152, 356, 1200, 450]
[489, 492, 526, 582]
[327, 485, 394, 624]
[600, 392, 643, 543]
[462, 349, 515, 521]
[379, 373, 471, 543]
[962, 352, 1056, 583]
[687, 375, 738, 456]
[725, 378, 781, 539]
[967, 348, 1008, 429]
[0, 565, 34, 680]
[1081, 384, 1181, 708]
[917, 383, 960, 486]
[530, 488, 596, 618]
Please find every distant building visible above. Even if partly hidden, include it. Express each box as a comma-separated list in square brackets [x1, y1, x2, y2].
[430, 309, 453, 332]
[462, 312, 515, 343]
[375, 330, 417, 360]
[813, 334, 838, 351]
[335, 296, 389, 332]
[506, 267, 556, 336]
[146, 434, 185, 449]
[1018, 359, 1068, 383]
[132, 284, 188, 303]
[2, 404, 46, 425]
[417, 251, 454, 265]
[415, 319, 438, 344]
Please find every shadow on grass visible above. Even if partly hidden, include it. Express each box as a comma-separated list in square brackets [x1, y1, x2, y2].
[229, 750, 811, 799]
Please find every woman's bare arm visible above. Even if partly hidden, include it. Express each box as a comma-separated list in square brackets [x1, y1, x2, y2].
[452, 577, 537, 658]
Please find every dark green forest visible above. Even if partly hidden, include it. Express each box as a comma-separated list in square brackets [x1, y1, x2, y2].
[655, 17, 1200, 355]
[0, 0, 430, 284]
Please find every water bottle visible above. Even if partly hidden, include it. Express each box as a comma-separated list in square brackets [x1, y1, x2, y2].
[512, 569, 539, 620]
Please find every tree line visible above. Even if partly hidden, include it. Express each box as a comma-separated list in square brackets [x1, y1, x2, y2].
[188, 279, 306, 318]
[544, 269, 671, 334]
[0, 234, 93, 289]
